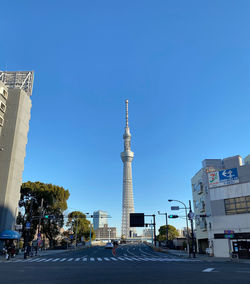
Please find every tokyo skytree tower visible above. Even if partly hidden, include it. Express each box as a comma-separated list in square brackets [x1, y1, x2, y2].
[121, 100, 136, 238]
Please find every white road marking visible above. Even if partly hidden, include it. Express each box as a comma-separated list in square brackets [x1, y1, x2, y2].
[90, 258, 95, 261]
[59, 258, 67, 262]
[202, 268, 215, 272]
[44, 258, 53, 262]
[110, 257, 117, 261]
[82, 258, 87, 262]
[117, 257, 125, 261]
[75, 258, 81, 261]
[52, 258, 60, 262]
[130, 257, 140, 261]
[124, 257, 133, 261]
[97, 258, 102, 261]
[36, 259, 47, 262]
[27, 258, 41, 262]
[67, 258, 73, 262]
[104, 257, 110, 261]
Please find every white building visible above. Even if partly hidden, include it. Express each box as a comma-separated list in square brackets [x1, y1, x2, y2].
[93, 210, 108, 230]
[0, 71, 34, 233]
[192, 155, 250, 258]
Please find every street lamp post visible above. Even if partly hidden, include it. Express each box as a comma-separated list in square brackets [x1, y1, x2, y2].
[168, 199, 190, 257]
[158, 211, 168, 248]
[108, 228, 111, 242]
[89, 223, 92, 247]
[75, 218, 78, 249]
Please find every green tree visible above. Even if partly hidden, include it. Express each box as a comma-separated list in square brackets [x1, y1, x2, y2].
[157, 225, 179, 242]
[67, 211, 95, 242]
[18, 181, 70, 246]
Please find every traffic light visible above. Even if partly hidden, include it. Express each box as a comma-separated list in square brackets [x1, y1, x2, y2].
[44, 215, 54, 219]
[168, 215, 179, 218]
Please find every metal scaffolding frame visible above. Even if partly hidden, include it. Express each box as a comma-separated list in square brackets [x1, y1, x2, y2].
[0, 71, 34, 96]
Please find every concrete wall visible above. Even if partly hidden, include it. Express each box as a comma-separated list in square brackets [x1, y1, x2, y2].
[210, 182, 250, 201]
[0, 88, 31, 232]
[213, 239, 230, 258]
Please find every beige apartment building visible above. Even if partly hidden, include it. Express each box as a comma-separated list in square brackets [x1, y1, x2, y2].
[0, 71, 34, 233]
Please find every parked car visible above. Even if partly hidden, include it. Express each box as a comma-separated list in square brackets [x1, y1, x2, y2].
[105, 242, 114, 249]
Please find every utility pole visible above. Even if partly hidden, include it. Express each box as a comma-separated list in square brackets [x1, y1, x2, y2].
[153, 214, 156, 246]
[89, 223, 92, 247]
[168, 199, 190, 257]
[38, 198, 44, 235]
[75, 217, 78, 249]
[189, 200, 196, 258]
[158, 211, 168, 248]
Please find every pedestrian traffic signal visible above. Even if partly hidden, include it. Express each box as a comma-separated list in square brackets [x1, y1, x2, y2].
[168, 215, 179, 218]
[44, 215, 54, 219]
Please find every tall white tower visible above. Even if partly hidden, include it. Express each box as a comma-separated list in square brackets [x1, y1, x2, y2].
[121, 100, 135, 238]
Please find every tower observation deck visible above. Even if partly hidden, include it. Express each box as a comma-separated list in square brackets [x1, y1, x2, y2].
[121, 100, 136, 238]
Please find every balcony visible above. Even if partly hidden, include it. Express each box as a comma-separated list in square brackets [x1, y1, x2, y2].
[200, 219, 207, 231]
[200, 201, 205, 212]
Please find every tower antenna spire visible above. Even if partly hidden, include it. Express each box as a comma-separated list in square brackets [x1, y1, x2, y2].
[125, 99, 129, 127]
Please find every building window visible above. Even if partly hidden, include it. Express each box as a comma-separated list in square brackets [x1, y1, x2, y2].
[225, 196, 250, 215]
[0, 116, 3, 126]
[0, 101, 6, 113]
[0, 88, 8, 99]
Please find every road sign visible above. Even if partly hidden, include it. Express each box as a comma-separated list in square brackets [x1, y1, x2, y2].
[37, 232, 41, 237]
[70, 235, 74, 240]
[188, 212, 195, 220]
[15, 224, 22, 230]
[130, 213, 144, 227]
[25, 222, 31, 229]
[171, 206, 180, 210]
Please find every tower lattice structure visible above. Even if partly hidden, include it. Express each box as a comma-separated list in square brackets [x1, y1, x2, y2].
[121, 100, 135, 238]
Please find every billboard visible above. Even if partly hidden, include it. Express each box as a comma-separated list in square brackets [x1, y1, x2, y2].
[208, 168, 239, 188]
[130, 213, 144, 227]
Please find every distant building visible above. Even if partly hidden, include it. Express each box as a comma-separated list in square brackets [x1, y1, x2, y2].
[192, 155, 250, 258]
[177, 228, 188, 238]
[0, 71, 34, 233]
[93, 210, 108, 230]
[143, 229, 153, 238]
[95, 224, 116, 240]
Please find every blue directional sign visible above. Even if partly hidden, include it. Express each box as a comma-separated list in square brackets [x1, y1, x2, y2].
[208, 168, 239, 188]
[219, 168, 238, 184]
[25, 222, 31, 229]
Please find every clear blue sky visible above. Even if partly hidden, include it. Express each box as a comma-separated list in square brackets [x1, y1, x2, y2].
[1, 1, 250, 235]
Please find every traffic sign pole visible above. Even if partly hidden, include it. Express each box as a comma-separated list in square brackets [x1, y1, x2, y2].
[189, 200, 196, 258]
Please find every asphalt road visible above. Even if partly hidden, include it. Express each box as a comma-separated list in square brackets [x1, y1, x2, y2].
[0, 243, 250, 284]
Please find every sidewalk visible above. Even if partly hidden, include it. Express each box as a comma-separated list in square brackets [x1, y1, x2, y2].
[157, 248, 250, 264]
[1, 247, 86, 261]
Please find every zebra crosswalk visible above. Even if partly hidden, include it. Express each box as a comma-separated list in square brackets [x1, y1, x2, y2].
[0, 256, 198, 264]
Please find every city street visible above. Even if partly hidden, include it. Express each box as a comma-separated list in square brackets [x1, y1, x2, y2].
[0, 244, 250, 284]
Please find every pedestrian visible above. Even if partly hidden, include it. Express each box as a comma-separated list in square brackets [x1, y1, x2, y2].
[27, 243, 31, 257]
